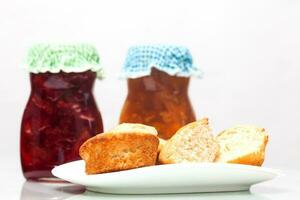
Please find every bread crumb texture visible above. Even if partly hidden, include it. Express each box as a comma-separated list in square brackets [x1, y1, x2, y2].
[215, 125, 269, 166]
[159, 118, 219, 164]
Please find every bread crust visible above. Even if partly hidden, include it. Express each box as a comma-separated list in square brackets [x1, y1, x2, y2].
[79, 131, 159, 174]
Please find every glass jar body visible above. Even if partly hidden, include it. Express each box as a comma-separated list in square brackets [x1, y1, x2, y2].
[20, 71, 103, 180]
[119, 69, 196, 139]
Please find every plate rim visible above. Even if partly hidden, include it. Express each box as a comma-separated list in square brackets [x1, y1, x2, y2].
[52, 159, 281, 178]
[52, 160, 280, 194]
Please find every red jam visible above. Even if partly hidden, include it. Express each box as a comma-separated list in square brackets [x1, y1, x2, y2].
[20, 70, 103, 180]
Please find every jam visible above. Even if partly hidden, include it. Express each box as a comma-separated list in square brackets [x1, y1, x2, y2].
[20, 70, 103, 180]
[119, 68, 196, 139]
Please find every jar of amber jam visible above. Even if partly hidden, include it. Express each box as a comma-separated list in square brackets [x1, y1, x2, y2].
[20, 44, 104, 180]
[119, 45, 202, 139]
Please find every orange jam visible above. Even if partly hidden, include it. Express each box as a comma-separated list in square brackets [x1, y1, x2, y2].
[119, 68, 196, 139]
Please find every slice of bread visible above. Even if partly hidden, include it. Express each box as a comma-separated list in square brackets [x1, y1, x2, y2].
[215, 125, 268, 166]
[158, 118, 219, 164]
[158, 138, 167, 153]
[79, 123, 159, 174]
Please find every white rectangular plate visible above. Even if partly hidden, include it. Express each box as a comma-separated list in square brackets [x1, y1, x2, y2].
[52, 160, 279, 194]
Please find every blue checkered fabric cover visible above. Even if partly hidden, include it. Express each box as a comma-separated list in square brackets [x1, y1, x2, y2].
[122, 45, 202, 78]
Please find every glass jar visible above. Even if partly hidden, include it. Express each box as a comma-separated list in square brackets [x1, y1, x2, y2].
[120, 68, 196, 139]
[119, 45, 202, 139]
[20, 44, 104, 180]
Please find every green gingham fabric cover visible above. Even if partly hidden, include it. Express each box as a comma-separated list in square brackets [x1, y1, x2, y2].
[25, 44, 103, 78]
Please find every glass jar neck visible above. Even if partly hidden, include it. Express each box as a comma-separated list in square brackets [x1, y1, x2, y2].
[127, 68, 190, 95]
[30, 71, 96, 92]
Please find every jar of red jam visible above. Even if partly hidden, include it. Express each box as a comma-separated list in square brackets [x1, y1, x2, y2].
[119, 45, 202, 139]
[20, 44, 104, 180]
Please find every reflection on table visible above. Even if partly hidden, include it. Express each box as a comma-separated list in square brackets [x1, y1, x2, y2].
[20, 180, 270, 200]
[67, 190, 271, 200]
[20, 181, 85, 200]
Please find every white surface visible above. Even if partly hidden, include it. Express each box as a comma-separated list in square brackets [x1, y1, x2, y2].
[9, 169, 300, 200]
[0, 1, 300, 196]
[0, 154, 299, 199]
[0, 0, 299, 198]
[52, 160, 278, 194]
[1, 0, 300, 172]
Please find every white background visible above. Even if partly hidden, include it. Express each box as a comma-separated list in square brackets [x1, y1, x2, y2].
[0, 0, 300, 179]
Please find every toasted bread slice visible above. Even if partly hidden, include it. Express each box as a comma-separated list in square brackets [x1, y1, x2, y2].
[158, 118, 219, 164]
[79, 123, 159, 174]
[215, 125, 268, 166]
